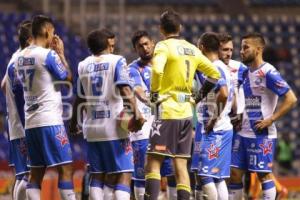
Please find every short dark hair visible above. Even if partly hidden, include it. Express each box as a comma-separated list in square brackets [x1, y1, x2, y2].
[218, 33, 232, 43]
[199, 32, 220, 52]
[32, 15, 54, 38]
[160, 10, 181, 34]
[102, 28, 115, 40]
[242, 32, 265, 47]
[87, 28, 114, 55]
[18, 20, 32, 49]
[131, 30, 151, 48]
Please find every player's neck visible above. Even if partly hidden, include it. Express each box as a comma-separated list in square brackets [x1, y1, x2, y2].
[249, 57, 264, 69]
[139, 58, 151, 66]
[164, 33, 180, 39]
[205, 52, 219, 62]
[95, 49, 110, 56]
[34, 38, 48, 48]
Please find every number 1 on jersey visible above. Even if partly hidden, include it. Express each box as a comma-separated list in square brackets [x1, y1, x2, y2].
[185, 60, 190, 82]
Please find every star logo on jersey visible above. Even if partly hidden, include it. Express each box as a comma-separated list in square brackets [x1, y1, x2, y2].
[55, 129, 69, 147]
[206, 144, 220, 160]
[257, 69, 265, 78]
[230, 68, 237, 73]
[18, 139, 27, 156]
[150, 120, 162, 137]
[259, 140, 273, 156]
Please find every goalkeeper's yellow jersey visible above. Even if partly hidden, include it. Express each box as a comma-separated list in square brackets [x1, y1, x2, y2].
[151, 37, 220, 119]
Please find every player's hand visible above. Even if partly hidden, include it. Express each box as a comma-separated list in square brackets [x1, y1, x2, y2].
[148, 93, 171, 115]
[69, 123, 81, 136]
[51, 34, 64, 55]
[231, 114, 243, 132]
[255, 118, 274, 131]
[130, 116, 146, 132]
[205, 118, 217, 134]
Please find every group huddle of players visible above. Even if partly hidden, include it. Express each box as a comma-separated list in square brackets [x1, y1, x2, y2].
[1, 9, 297, 200]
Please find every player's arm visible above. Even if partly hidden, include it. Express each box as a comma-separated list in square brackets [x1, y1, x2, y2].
[150, 42, 168, 102]
[194, 53, 221, 104]
[128, 67, 149, 104]
[255, 70, 297, 130]
[115, 57, 145, 131]
[48, 35, 72, 82]
[69, 80, 86, 135]
[255, 90, 297, 130]
[0, 74, 7, 95]
[205, 72, 228, 133]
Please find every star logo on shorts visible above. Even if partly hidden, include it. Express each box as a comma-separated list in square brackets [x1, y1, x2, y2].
[55, 129, 69, 147]
[150, 120, 162, 137]
[207, 144, 220, 160]
[259, 141, 273, 156]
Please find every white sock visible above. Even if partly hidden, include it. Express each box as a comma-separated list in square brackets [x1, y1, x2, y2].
[228, 183, 243, 200]
[114, 184, 131, 200]
[89, 179, 104, 200]
[103, 184, 114, 200]
[262, 180, 276, 200]
[26, 183, 41, 200]
[167, 186, 177, 200]
[215, 180, 228, 200]
[14, 179, 21, 199]
[134, 186, 145, 200]
[202, 182, 218, 200]
[16, 178, 28, 200]
[58, 181, 76, 200]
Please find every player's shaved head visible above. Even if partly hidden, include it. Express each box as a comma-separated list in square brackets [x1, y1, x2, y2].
[198, 32, 220, 52]
[242, 32, 265, 48]
[18, 20, 32, 49]
[160, 10, 181, 34]
[32, 15, 54, 38]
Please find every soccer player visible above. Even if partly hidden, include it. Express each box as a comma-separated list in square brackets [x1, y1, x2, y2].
[228, 33, 297, 200]
[1, 20, 32, 200]
[15, 15, 75, 200]
[129, 30, 175, 200]
[194, 32, 234, 200]
[144, 10, 221, 200]
[70, 28, 144, 200]
[218, 33, 247, 125]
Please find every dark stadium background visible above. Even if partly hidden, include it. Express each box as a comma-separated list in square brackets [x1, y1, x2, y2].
[0, 0, 299, 199]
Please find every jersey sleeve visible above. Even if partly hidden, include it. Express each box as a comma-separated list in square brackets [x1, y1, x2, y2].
[266, 69, 290, 96]
[7, 63, 15, 86]
[45, 50, 68, 80]
[196, 52, 221, 80]
[129, 66, 143, 88]
[151, 42, 168, 92]
[238, 63, 247, 86]
[214, 67, 227, 92]
[114, 57, 131, 86]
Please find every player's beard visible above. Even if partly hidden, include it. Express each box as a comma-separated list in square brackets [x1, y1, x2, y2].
[141, 55, 152, 62]
[242, 52, 255, 64]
